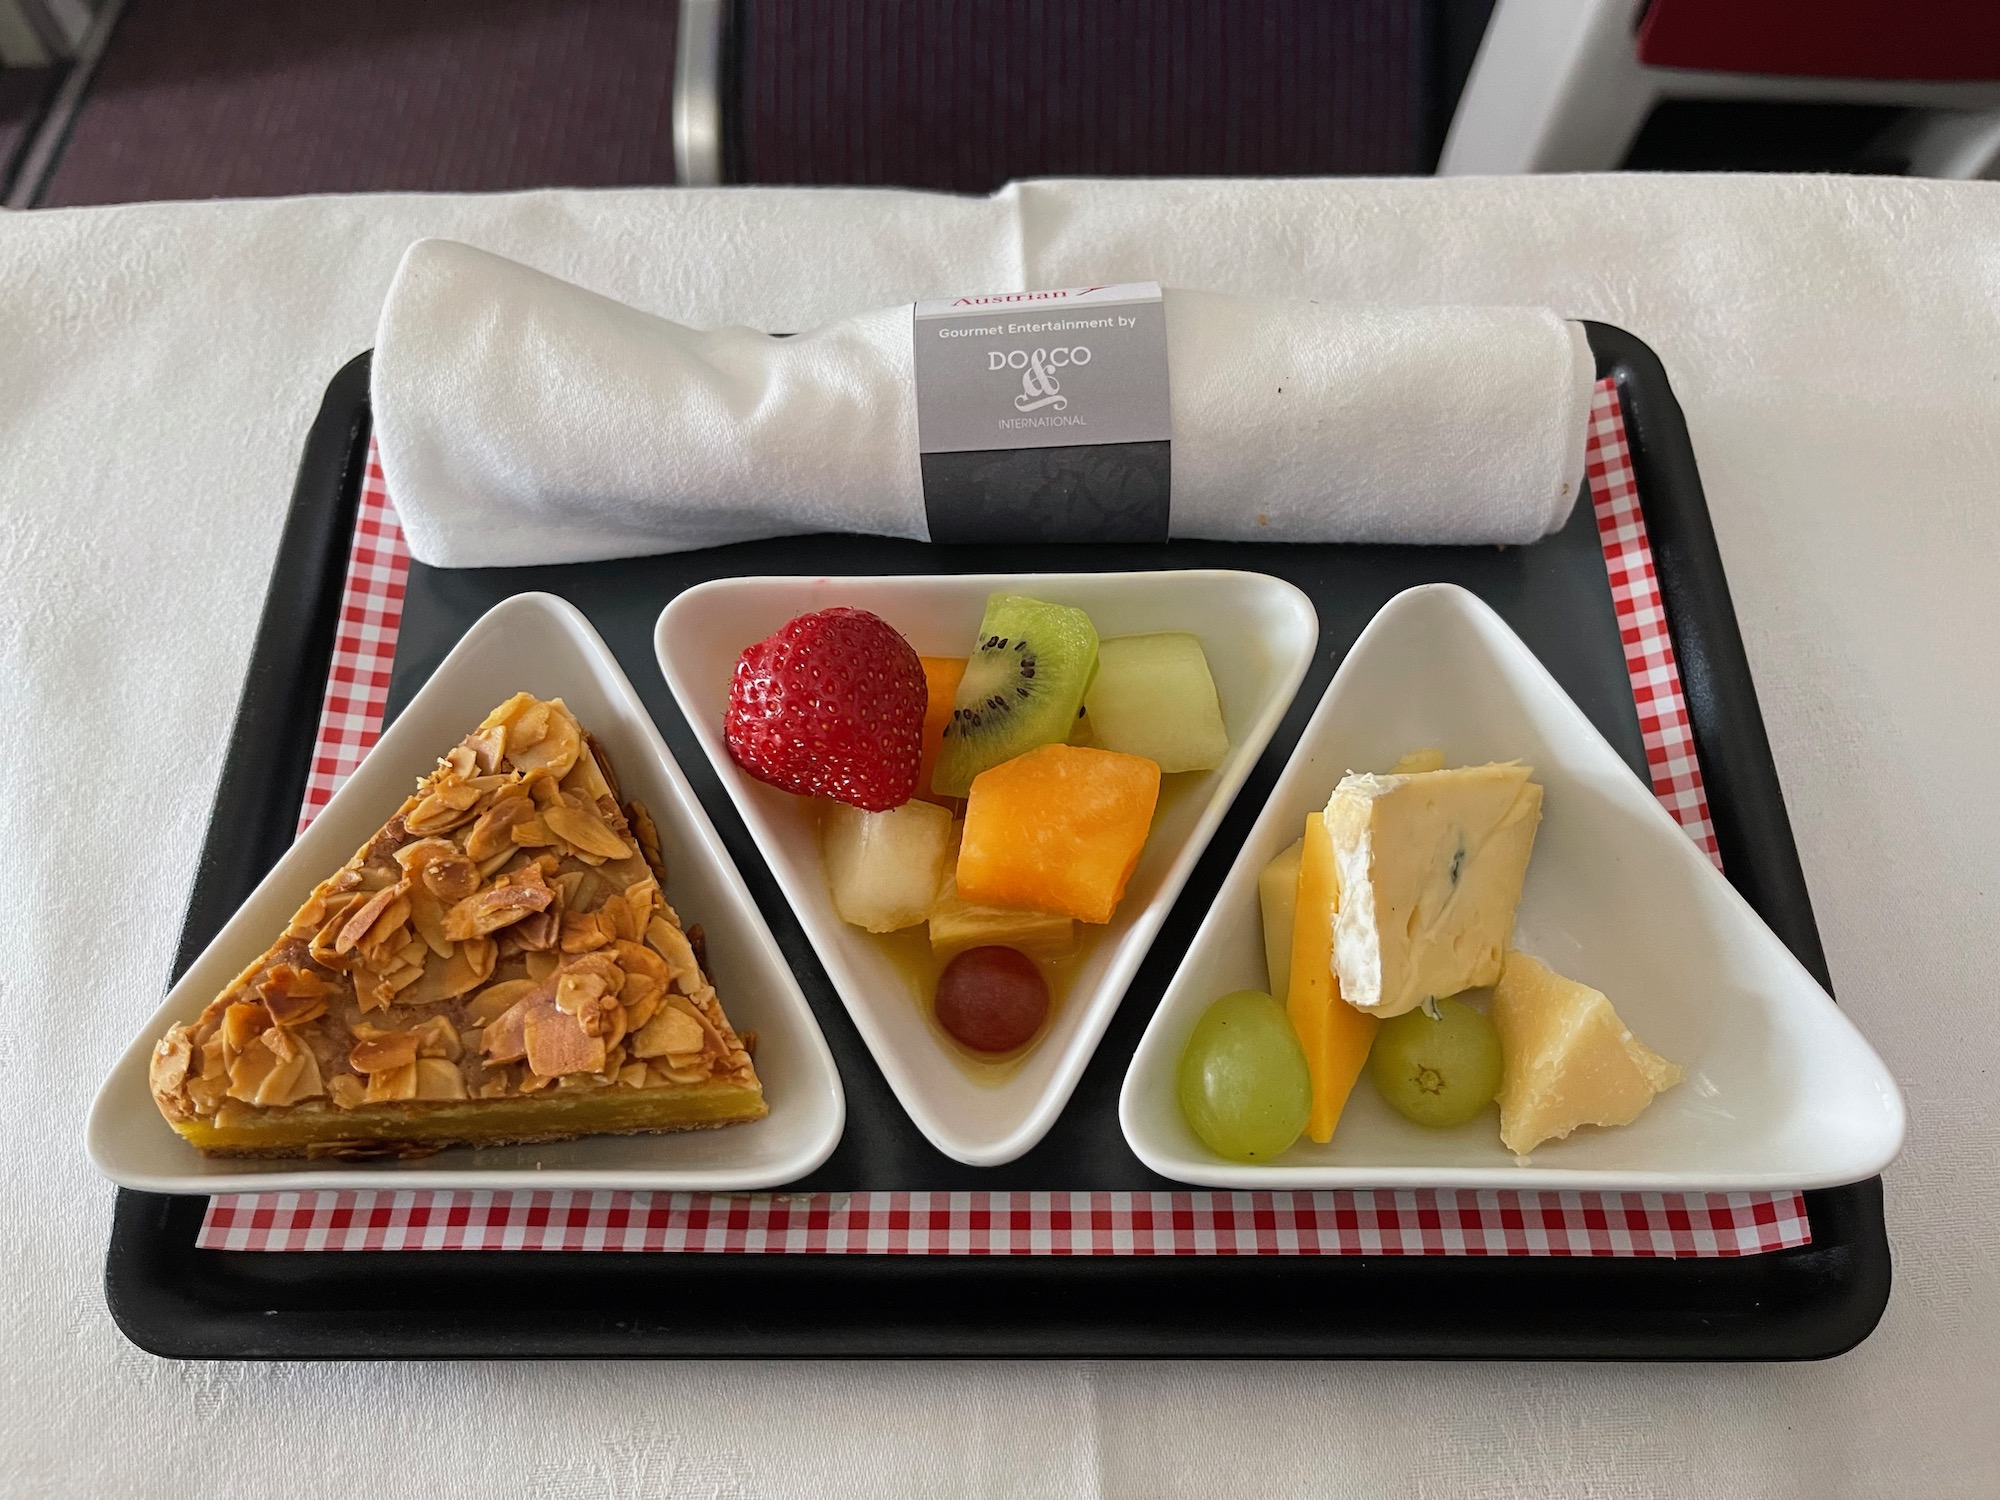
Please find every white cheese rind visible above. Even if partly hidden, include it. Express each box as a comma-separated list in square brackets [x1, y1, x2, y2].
[1324, 762, 1543, 1017]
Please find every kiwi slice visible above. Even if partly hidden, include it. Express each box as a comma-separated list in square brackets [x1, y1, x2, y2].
[931, 594, 1098, 798]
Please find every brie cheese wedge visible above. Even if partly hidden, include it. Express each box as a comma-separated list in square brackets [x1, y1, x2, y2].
[1324, 760, 1542, 1017]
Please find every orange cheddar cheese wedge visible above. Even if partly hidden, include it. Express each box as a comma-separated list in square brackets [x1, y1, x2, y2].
[1286, 810, 1380, 1143]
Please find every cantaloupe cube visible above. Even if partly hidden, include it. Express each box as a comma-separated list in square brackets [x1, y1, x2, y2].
[957, 744, 1161, 924]
[914, 656, 967, 806]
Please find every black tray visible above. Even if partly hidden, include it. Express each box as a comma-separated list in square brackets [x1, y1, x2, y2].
[106, 324, 1890, 1359]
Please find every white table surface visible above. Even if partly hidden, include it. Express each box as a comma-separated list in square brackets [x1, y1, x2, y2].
[2, 175, 1995, 1498]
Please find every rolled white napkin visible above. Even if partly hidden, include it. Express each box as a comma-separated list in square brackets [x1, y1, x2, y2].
[373, 239, 1595, 568]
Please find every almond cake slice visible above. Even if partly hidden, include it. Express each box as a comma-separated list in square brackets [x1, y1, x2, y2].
[150, 693, 766, 1158]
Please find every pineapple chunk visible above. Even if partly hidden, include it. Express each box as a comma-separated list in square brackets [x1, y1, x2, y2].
[822, 799, 953, 933]
[928, 825, 1075, 957]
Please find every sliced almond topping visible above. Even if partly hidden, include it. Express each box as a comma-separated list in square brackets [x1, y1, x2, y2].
[221, 1001, 270, 1055]
[555, 969, 609, 1016]
[646, 1058, 709, 1087]
[578, 997, 625, 1046]
[405, 777, 483, 836]
[334, 884, 404, 955]
[411, 1015, 462, 1061]
[380, 959, 426, 997]
[616, 1061, 648, 1089]
[438, 936, 497, 998]
[443, 880, 552, 941]
[465, 724, 506, 774]
[364, 1062, 420, 1104]
[466, 977, 539, 1027]
[479, 691, 538, 733]
[645, 916, 703, 992]
[186, 1076, 226, 1116]
[464, 791, 537, 861]
[558, 909, 612, 953]
[261, 1025, 298, 1063]
[150, 1028, 194, 1099]
[544, 803, 632, 862]
[509, 700, 551, 751]
[286, 890, 332, 940]
[562, 949, 624, 989]
[354, 863, 401, 892]
[511, 704, 581, 778]
[524, 948, 561, 983]
[258, 965, 331, 1027]
[510, 816, 558, 848]
[392, 836, 460, 875]
[308, 893, 364, 971]
[630, 1006, 705, 1060]
[510, 908, 559, 952]
[407, 886, 452, 957]
[253, 1048, 326, 1107]
[226, 1042, 281, 1102]
[598, 891, 639, 944]
[481, 996, 533, 1065]
[626, 801, 664, 878]
[326, 1073, 365, 1111]
[623, 993, 660, 1032]
[424, 853, 481, 903]
[444, 745, 478, 779]
[350, 1032, 420, 1074]
[523, 1002, 607, 1077]
[413, 1057, 469, 1101]
[613, 939, 667, 984]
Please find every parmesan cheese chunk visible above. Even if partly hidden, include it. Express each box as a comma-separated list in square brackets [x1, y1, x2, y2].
[1492, 951, 1682, 1156]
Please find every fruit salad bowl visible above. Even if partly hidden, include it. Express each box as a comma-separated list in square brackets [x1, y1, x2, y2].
[1119, 584, 1906, 1192]
[657, 571, 1318, 1166]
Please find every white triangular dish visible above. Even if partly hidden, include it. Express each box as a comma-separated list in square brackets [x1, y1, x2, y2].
[1120, 583, 1905, 1192]
[88, 592, 844, 1193]
[658, 571, 1318, 1166]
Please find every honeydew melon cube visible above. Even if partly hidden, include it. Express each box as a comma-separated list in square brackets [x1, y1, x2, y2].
[1078, 633, 1229, 774]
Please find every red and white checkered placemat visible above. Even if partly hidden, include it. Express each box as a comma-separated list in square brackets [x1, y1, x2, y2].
[201, 380, 1808, 1257]
[202, 1186, 1808, 1257]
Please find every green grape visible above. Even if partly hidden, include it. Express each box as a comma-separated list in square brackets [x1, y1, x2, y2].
[1369, 995, 1503, 1129]
[1177, 990, 1312, 1162]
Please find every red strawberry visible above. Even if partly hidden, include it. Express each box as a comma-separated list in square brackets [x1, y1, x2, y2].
[724, 607, 927, 810]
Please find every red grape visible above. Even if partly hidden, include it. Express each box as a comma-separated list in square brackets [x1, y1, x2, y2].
[934, 946, 1049, 1053]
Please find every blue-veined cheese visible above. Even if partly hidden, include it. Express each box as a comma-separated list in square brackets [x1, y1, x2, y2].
[1324, 761, 1542, 1017]
[1492, 950, 1681, 1156]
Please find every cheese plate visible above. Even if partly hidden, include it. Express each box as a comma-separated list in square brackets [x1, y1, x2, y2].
[1120, 583, 1905, 1191]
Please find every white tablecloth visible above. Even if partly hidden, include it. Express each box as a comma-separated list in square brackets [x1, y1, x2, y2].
[2, 175, 1995, 1497]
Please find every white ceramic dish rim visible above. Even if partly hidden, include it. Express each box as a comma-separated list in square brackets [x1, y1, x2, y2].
[87, 591, 845, 1194]
[656, 570, 1319, 1166]
[1118, 582, 1907, 1192]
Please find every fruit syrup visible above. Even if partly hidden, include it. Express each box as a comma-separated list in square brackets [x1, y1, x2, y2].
[865, 775, 1200, 1086]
